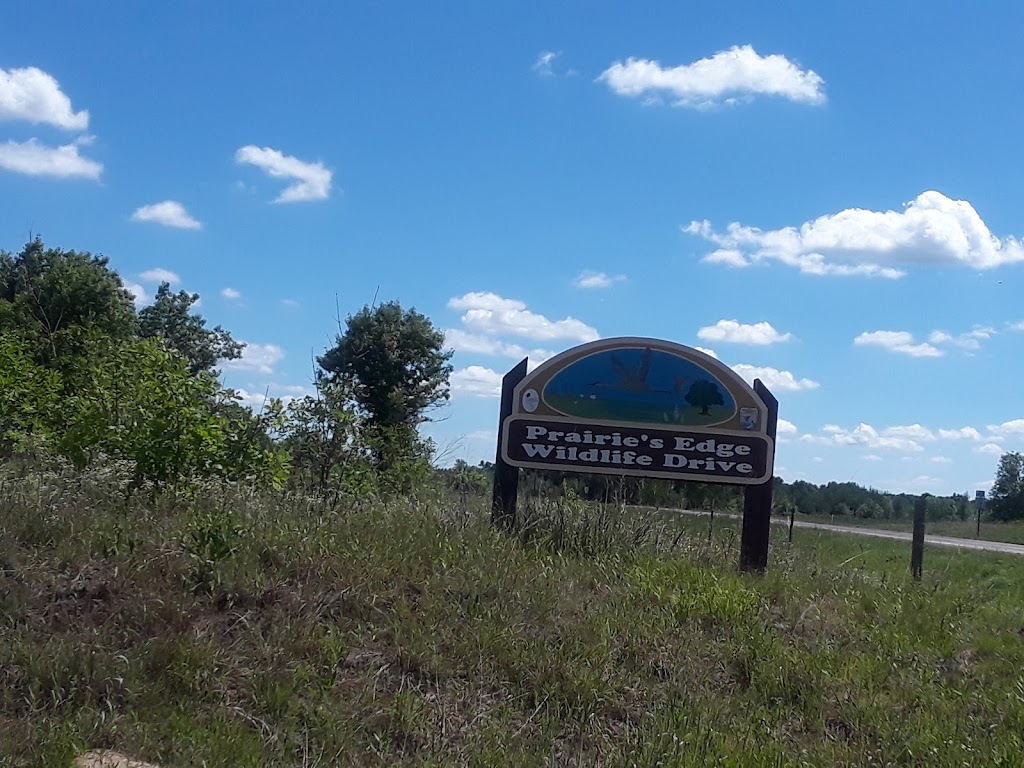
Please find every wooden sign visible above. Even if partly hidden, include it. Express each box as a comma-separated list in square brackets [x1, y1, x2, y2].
[500, 337, 774, 483]
[491, 337, 780, 573]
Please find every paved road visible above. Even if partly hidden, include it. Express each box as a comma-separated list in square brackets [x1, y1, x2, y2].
[673, 508, 1024, 556]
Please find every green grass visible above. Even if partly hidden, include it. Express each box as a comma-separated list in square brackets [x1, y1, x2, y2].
[791, 511, 1024, 546]
[4, 462, 1024, 766]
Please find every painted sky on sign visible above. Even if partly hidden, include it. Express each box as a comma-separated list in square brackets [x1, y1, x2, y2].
[2, 2, 1023, 495]
[542, 347, 736, 426]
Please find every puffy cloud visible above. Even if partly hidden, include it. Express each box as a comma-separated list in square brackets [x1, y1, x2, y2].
[881, 424, 936, 442]
[124, 281, 149, 308]
[235, 145, 332, 203]
[221, 287, 242, 300]
[444, 328, 553, 363]
[938, 426, 982, 441]
[854, 330, 943, 358]
[776, 418, 798, 436]
[131, 200, 201, 229]
[598, 45, 825, 107]
[138, 268, 180, 284]
[223, 342, 285, 375]
[928, 326, 995, 351]
[574, 270, 626, 289]
[697, 319, 792, 345]
[448, 291, 598, 343]
[730, 364, 819, 392]
[977, 442, 1004, 455]
[0, 137, 101, 179]
[931, 456, 952, 464]
[0, 66, 89, 129]
[232, 384, 313, 410]
[450, 365, 502, 398]
[988, 419, 1024, 438]
[687, 191, 1024, 277]
[804, 423, 924, 452]
[694, 346, 718, 359]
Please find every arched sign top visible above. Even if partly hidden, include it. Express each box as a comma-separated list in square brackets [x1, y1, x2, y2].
[512, 337, 768, 435]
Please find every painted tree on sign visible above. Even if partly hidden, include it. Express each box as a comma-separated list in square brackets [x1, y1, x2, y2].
[684, 378, 724, 415]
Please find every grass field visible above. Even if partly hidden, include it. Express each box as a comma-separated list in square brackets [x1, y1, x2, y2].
[790, 511, 1024, 546]
[3, 463, 1024, 766]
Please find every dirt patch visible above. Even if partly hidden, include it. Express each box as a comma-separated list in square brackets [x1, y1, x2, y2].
[75, 751, 161, 768]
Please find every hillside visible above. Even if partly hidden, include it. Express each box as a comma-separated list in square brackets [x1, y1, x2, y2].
[3, 462, 1024, 766]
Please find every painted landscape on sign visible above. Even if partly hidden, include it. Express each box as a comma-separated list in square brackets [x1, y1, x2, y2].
[542, 347, 736, 426]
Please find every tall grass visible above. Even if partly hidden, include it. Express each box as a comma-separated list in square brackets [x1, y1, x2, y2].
[3, 461, 1024, 766]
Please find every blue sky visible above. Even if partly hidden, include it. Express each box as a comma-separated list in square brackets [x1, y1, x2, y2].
[3, 1, 1024, 495]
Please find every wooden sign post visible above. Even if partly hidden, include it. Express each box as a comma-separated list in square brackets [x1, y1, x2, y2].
[491, 337, 779, 573]
[911, 495, 927, 581]
[491, 359, 528, 530]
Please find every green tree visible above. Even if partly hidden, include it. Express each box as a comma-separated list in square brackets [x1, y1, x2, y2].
[0, 333, 61, 454]
[684, 379, 725, 416]
[318, 301, 453, 427]
[280, 376, 373, 499]
[990, 452, 1024, 521]
[138, 282, 244, 375]
[58, 336, 287, 488]
[0, 237, 136, 364]
[318, 301, 452, 473]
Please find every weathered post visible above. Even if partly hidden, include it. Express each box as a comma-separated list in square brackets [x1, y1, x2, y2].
[975, 490, 985, 538]
[491, 359, 528, 530]
[911, 495, 927, 581]
[739, 380, 778, 573]
[788, 504, 795, 544]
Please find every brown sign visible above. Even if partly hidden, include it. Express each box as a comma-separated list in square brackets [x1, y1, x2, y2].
[503, 417, 772, 483]
[499, 337, 775, 485]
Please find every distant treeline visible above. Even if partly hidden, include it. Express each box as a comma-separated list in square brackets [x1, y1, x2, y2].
[438, 460, 980, 522]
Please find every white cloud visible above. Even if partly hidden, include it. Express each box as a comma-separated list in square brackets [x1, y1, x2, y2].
[533, 51, 558, 77]
[0, 66, 89, 129]
[598, 45, 825, 107]
[124, 281, 149, 308]
[693, 346, 718, 359]
[938, 426, 982, 441]
[977, 442, 1003, 455]
[687, 191, 1024, 277]
[444, 328, 553, 363]
[931, 456, 953, 464]
[853, 330, 943, 358]
[0, 137, 101, 179]
[698, 319, 792, 345]
[574, 270, 626, 289]
[928, 326, 995, 351]
[863, 454, 883, 461]
[448, 291, 599, 343]
[233, 383, 313, 410]
[235, 145, 332, 203]
[881, 424, 936, 442]
[450, 365, 503, 398]
[280, 298, 300, 308]
[730, 364, 819, 392]
[777, 418, 798, 436]
[221, 287, 242, 300]
[223, 342, 285, 375]
[1008, 321, 1024, 332]
[131, 200, 201, 230]
[138, 268, 180, 284]
[988, 419, 1024, 438]
[806, 423, 924, 452]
